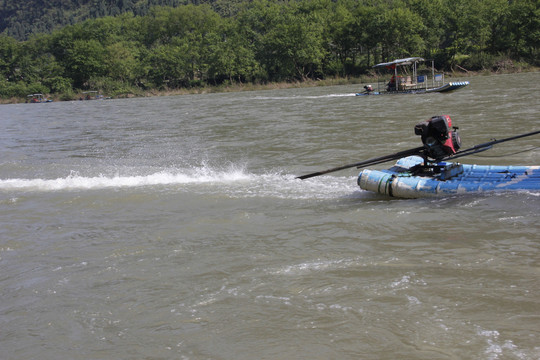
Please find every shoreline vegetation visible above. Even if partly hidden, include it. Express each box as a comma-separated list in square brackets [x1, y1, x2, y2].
[1, 1, 538, 105]
[2, 67, 537, 105]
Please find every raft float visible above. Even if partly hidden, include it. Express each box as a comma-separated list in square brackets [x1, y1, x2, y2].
[358, 155, 539, 198]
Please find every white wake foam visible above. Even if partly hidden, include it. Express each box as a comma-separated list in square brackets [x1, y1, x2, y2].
[0, 167, 361, 199]
[253, 93, 356, 100]
[0, 167, 250, 191]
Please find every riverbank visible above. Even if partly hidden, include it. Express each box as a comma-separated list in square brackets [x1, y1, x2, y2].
[1, 68, 537, 105]
[0, 75, 377, 104]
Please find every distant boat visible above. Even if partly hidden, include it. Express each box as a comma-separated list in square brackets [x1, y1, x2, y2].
[356, 57, 469, 96]
[81, 91, 110, 100]
[27, 93, 52, 103]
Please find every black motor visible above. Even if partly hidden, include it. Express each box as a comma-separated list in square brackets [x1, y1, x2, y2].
[415, 115, 461, 160]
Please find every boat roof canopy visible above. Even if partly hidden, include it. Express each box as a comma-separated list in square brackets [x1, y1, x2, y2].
[373, 57, 425, 68]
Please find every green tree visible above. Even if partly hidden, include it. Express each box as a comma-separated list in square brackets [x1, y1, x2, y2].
[442, 0, 493, 63]
[506, 0, 539, 62]
[245, 0, 327, 81]
[207, 18, 262, 84]
[0, 34, 20, 82]
[141, 4, 222, 84]
[64, 39, 107, 87]
[376, 6, 426, 61]
[350, 4, 383, 68]
[104, 41, 141, 83]
[145, 40, 191, 88]
[235, 0, 283, 81]
[406, 0, 445, 57]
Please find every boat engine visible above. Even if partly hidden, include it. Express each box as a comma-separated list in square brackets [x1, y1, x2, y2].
[414, 115, 461, 160]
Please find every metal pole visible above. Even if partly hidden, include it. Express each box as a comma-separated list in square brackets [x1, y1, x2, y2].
[432, 60, 434, 88]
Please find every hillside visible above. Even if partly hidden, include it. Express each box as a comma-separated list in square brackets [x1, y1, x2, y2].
[0, 0, 233, 40]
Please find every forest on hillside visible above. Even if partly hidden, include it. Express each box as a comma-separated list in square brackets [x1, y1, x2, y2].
[0, 0, 538, 100]
[0, 0, 226, 40]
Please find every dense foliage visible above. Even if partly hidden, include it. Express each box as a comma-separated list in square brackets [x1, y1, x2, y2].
[0, 0, 538, 99]
[0, 0, 198, 40]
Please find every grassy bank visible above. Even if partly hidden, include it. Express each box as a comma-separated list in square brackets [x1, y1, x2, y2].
[1, 68, 537, 105]
[3, 77, 371, 104]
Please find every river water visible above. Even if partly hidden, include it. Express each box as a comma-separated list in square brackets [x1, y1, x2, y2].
[1, 73, 539, 359]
